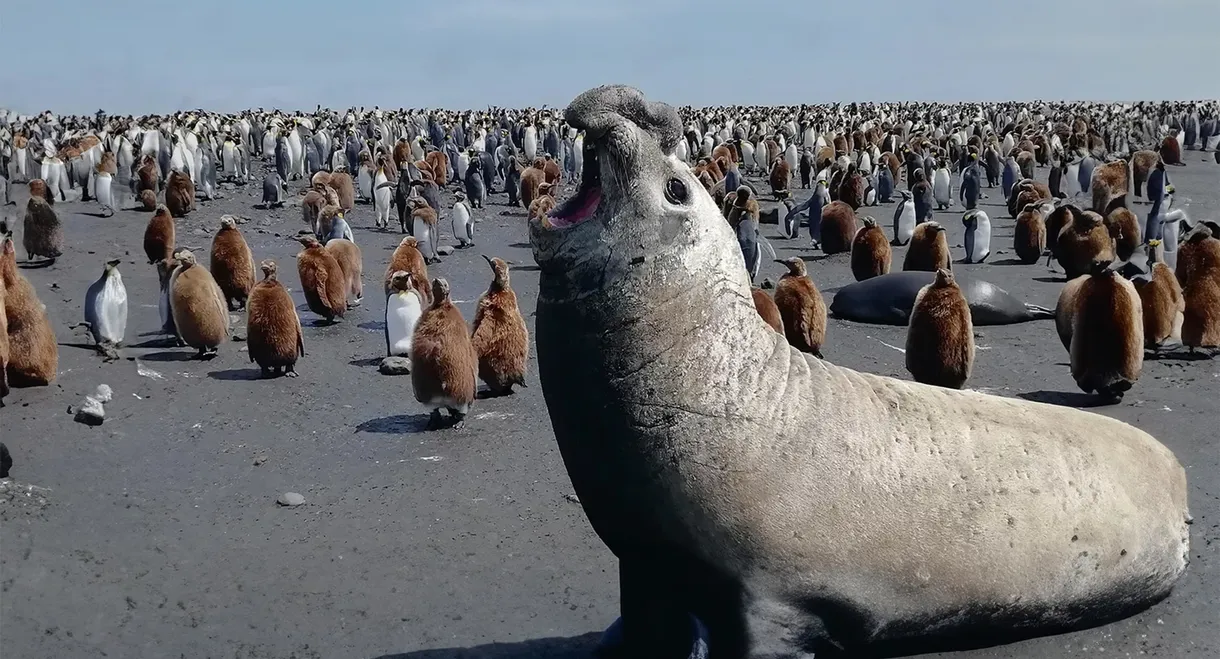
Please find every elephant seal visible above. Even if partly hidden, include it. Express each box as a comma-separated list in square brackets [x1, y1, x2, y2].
[529, 84, 1191, 659]
[831, 270, 1056, 326]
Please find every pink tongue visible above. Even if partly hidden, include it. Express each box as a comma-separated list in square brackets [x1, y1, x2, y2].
[548, 188, 602, 228]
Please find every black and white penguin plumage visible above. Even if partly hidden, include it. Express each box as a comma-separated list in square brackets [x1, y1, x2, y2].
[262, 172, 287, 208]
[83, 259, 128, 360]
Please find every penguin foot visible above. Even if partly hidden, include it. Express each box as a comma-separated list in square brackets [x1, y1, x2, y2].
[284, 369, 299, 378]
[426, 409, 445, 431]
[595, 614, 709, 659]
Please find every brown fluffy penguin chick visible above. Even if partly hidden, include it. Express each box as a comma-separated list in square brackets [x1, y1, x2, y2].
[519, 160, 546, 209]
[424, 150, 449, 186]
[0, 276, 8, 404]
[411, 278, 478, 430]
[819, 201, 857, 255]
[905, 268, 973, 389]
[1013, 203, 1048, 264]
[139, 189, 157, 211]
[1133, 241, 1185, 349]
[1045, 203, 1082, 264]
[294, 235, 347, 323]
[726, 186, 760, 226]
[22, 196, 63, 262]
[751, 287, 785, 337]
[1176, 225, 1220, 289]
[136, 156, 159, 194]
[1105, 207, 1141, 262]
[384, 236, 431, 303]
[903, 221, 952, 272]
[1090, 160, 1129, 214]
[169, 250, 230, 358]
[1060, 262, 1144, 402]
[247, 260, 304, 378]
[838, 166, 866, 210]
[325, 238, 364, 308]
[210, 217, 256, 311]
[165, 170, 195, 217]
[1057, 210, 1115, 280]
[528, 186, 557, 223]
[542, 156, 562, 189]
[769, 158, 792, 199]
[143, 204, 175, 264]
[772, 257, 827, 358]
[1159, 135, 1183, 166]
[328, 172, 356, 211]
[1129, 150, 1159, 197]
[301, 188, 326, 234]
[1, 237, 57, 386]
[850, 216, 891, 281]
[1181, 227, 1220, 352]
[28, 179, 53, 204]
[470, 256, 529, 396]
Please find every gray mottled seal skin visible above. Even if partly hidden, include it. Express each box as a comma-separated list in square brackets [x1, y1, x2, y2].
[831, 270, 1053, 326]
[529, 84, 1191, 659]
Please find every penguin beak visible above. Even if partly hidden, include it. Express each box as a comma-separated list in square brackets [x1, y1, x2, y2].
[481, 254, 494, 266]
[106, 258, 121, 268]
[773, 259, 787, 265]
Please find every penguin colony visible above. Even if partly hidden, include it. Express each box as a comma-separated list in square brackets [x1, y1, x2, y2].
[0, 102, 1216, 431]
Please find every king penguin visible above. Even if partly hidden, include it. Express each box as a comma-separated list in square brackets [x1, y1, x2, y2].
[876, 164, 894, 203]
[962, 209, 992, 263]
[787, 179, 830, 248]
[385, 271, 424, 359]
[451, 191, 475, 248]
[932, 161, 952, 209]
[1001, 155, 1020, 198]
[83, 259, 128, 361]
[960, 157, 981, 210]
[893, 190, 917, 246]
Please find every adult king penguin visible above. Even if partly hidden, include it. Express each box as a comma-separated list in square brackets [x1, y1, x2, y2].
[82, 259, 128, 361]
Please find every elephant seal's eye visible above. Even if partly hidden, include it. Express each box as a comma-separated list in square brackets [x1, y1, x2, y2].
[664, 177, 688, 204]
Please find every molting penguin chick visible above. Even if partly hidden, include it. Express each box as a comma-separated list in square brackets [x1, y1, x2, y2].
[169, 250, 230, 359]
[411, 278, 478, 430]
[328, 171, 356, 211]
[165, 169, 195, 217]
[850, 216, 891, 281]
[144, 204, 176, 264]
[1176, 224, 1220, 289]
[384, 235, 431, 304]
[1131, 240, 1185, 350]
[769, 157, 792, 199]
[247, 260, 304, 378]
[726, 185, 760, 226]
[1105, 206, 1142, 262]
[1090, 160, 1129, 215]
[1056, 261, 1143, 403]
[210, 217, 256, 311]
[1057, 210, 1115, 280]
[819, 200, 857, 255]
[902, 221, 951, 272]
[21, 196, 63, 262]
[772, 257, 827, 357]
[82, 259, 128, 361]
[1180, 226, 1220, 353]
[1, 235, 57, 386]
[751, 287, 785, 337]
[905, 268, 974, 389]
[471, 255, 529, 396]
[294, 235, 347, 324]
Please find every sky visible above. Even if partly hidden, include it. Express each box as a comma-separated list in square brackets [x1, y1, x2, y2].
[1, 0, 1217, 116]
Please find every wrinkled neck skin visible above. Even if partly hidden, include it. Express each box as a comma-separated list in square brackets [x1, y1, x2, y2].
[531, 141, 820, 559]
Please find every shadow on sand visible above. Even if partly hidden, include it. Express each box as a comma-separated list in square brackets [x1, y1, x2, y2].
[371, 633, 601, 659]
[1017, 390, 1108, 408]
[355, 413, 432, 434]
[207, 368, 266, 381]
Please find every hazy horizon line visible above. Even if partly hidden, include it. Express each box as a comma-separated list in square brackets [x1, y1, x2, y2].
[5, 96, 1218, 119]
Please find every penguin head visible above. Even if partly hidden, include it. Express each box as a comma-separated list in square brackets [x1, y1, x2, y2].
[774, 257, 806, 277]
[933, 268, 955, 288]
[389, 270, 413, 292]
[482, 255, 510, 285]
[260, 260, 278, 280]
[431, 277, 451, 303]
[219, 216, 238, 230]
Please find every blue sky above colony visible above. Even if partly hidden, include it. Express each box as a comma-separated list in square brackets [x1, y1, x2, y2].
[1, 0, 1217, 115]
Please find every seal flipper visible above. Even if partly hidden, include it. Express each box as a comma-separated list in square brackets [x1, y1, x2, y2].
[1023, 303, 1055, 320]
[597, 559, 711, 659]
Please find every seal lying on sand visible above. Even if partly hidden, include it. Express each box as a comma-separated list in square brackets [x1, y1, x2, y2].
[530, 85, 1191, 659]
[830, 270, 1055, 326]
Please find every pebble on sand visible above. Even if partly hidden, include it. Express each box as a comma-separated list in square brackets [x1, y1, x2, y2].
[379, 356, 412, 375]
[277, 492, 305, 507]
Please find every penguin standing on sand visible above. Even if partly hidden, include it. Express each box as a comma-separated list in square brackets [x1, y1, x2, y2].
[385, 271, 424, 359]
[893, 190, 917, 246]
[906, 268, 974, 389]
[876, 165, 894, 203]
[451, 191, 475, 248]
[246, 260, 304, 378]
[960, 157, 981, 210]
[773, 257, 827, 358]
[1001, 155, 1020, 198]
[785, 179, 830, 248]
[464, 159, 487, 209]
[411, 278, 478, 430]
[1145, 163, 1171, 242]
[962, 210, 992, 264]
[911, 170, 934, 223]
[932, 161, 952, 210]
[82, 259, 127, 361]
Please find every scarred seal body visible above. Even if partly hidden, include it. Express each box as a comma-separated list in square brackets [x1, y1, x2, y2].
[529, 84, 1191, 659]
